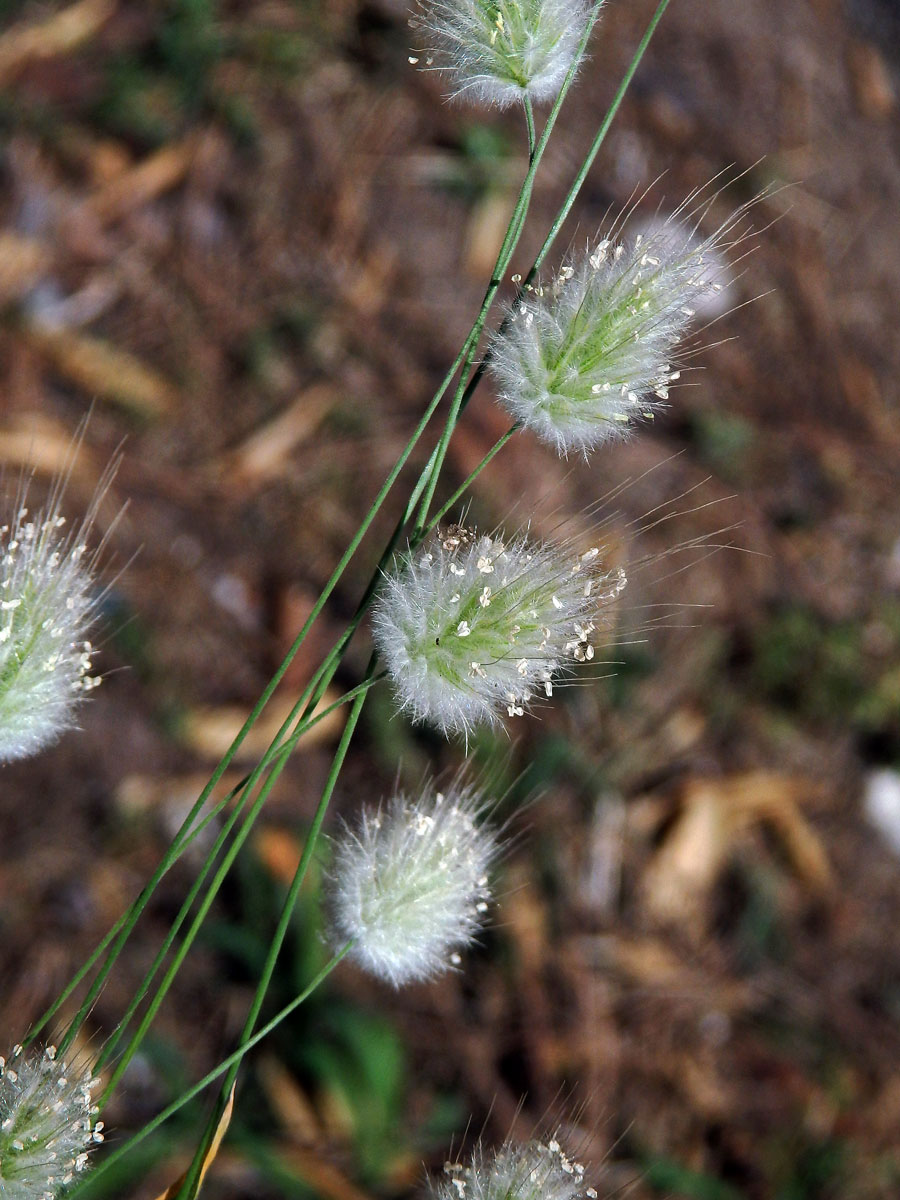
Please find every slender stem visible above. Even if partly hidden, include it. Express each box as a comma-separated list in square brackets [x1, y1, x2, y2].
[67, 946, 353, 1198]
[529, 0, 673, 279]
[425, 424, 520, 534]
[524, 95, 536, 163]
[407, 0, 675, 479]
[95, 671, 383, 1106]
[93, 675, 382, 1084]
[412, 1, 606, 536]
[178, 673, 374, 1199]
[36, 669, 373, 1058]
[50, 635, 364, 1055]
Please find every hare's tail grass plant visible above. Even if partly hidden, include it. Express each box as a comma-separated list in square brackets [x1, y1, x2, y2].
[172, 7, 692, 1192]
[322, 775, 500, 985]
[1, 1, 772, 1197]
[0, 1043, 103, 1198]
[0, 449, 121, 764]
[431, 1133, 599, 1200]
[39, 0, 610, 1078]
[372, 522, 627, 737]
[411, 0, 595, 108]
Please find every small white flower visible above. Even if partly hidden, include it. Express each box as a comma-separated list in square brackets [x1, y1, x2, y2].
[489, 198, 748, 457]
[323, 779, 498, 987]
[371, 523, 625, 737]
[0, 1043, 101, 1199]
[412, 0, 594, 109]
[0, 462, 118, 763]
[430, 1135, 594, 1200]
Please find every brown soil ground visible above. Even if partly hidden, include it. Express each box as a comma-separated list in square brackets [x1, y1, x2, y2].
[2, 1, 900, 1197]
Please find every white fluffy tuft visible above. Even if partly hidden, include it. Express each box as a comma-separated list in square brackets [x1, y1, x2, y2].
[0, 465, 115, 763]
[0, 1043, 102, 1199]
[412, 0, 594, 109]
[371, 523, 626, 738]
[489, 207, 741, 457]
[431, 1135, 598, 1200]
[323, 780, 497, 987]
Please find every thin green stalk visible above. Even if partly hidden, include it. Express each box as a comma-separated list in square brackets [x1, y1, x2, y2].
[409, 0, 673, 508]
[412, 0, 606, 536]
[68, 946, 353, 1198]
[52, 629, 355, 1054]
[424, 424, 520, 534]
[178, 673, 374, 1199]
[34, 667, 374, 1057]
[529, 0, 672, 279]
[94, 674, 382, 1082]
[95, 671, 383, 1106]
[524, 95, 536, 162]
[29, 762, 277, 1053]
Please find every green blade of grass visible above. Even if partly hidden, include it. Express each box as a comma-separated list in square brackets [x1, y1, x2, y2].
[176, 667, 375, 1199]
[94, 672, 383, 1102]
[66, 945, 354, 1198]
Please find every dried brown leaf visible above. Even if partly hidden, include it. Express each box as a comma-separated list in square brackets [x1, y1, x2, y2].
[464, 191, 516, 278]
[218, 384, 336, 490]
[641, 772, 831, 927]
[24, 324, 177, 418]
[0, 0, 115, 85]
[254, 827, 304, 887]
[87, 140, 197, 225]
[591, 934, 753, 1012]
[0, 412, 96, 483]
[272, 1143, 376, 1200]
[151, 1084, 234, 1200]
[848, 40, 896, 120]
[0, 232, 50, 301]
[257, 1055, 322, 1145]
[180, 689, 345, 761]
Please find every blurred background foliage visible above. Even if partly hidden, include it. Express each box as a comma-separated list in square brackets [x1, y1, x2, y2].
[2, 0, 900, 1197]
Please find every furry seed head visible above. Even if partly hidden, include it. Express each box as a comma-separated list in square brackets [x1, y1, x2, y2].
[0, 1043, 102, 1199]
[323, 779, 497, 987]
[0, 465, 116, 763]
[411, 0, 594, 109]
[371, 523, 626, 737]
[432, 1135, 597, 1200]
[489, 206, 741, 458]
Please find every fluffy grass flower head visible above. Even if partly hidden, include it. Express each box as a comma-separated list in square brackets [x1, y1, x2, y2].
[324, 778, 498, 987]
[0, 461, 116, 763]
[489, 198, 747, 457]
[372, 523, 626, 737]
[411, 0, 593, 108]
[0, 1043, 103, 1199]
[432, 1135, 597, 1200]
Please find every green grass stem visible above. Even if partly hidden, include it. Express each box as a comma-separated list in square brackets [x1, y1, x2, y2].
[67, 946, 353, 1198]
[177, 672, 374, 1199]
